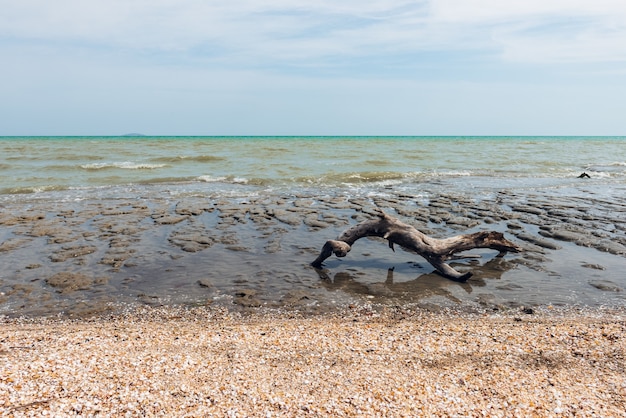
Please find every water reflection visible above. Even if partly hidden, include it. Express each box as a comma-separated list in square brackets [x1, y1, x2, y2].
[314, 256, 519, 303]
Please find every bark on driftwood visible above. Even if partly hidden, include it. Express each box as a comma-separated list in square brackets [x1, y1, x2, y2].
[311, 211, 522, 282]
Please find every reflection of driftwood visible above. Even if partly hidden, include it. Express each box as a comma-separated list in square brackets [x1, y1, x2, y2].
[315, 267, 473, 303]
[311, 211, 522, 282]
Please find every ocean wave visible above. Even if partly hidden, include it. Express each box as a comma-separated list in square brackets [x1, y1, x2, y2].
[81, 162, 167, 170]
[298, 171, 408, 185]
[135, 176, 197, 185]
[426, 170, 472, 178]
[194, 176, 276, 187]
[296, 170, 474, 186]
[197, 175, 250, 184]
[152, 155, 226, 163]
[54, 154, 105, 162]
[584, 162, 626, 175]
[607, 161, 626, 167]
[1, 185, 69, 194]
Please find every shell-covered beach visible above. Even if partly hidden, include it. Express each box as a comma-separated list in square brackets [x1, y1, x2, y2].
[2, 306, 625, 416]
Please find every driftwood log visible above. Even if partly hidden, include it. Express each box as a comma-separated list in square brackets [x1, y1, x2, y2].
[311, 211, 522, 282]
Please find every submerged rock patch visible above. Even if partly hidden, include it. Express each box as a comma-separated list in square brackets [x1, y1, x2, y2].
[46, 272, 93, 292]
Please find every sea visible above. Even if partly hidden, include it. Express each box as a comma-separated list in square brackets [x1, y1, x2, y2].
[1, 136, 625, 315]
[3, 135, 626, 198]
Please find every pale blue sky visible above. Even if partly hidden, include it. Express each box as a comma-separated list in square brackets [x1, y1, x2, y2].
[2, 0, 626, 135]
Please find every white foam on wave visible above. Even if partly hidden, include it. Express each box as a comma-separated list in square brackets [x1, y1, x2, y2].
[197, 175, 249, 184]
[2, 184, 69, 195]
[583, 162, 626, 177]
[197, 175, 226, 182]
[432, 170, 472, 177]
[81, 162, 167, 170]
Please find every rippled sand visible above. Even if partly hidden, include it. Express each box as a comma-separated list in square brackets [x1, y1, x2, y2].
[2, 306, 624, 416]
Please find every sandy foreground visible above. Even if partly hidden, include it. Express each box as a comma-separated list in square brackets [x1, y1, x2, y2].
[1, 306, 625, 417]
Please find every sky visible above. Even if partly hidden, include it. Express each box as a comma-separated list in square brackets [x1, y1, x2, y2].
[2, 0, 626, 136]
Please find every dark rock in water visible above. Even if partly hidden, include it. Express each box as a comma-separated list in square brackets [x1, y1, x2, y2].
[581, 263, 605, 270]
[152, 214, 189, 225]
[175, 201, 212, 216]
[589, 280, 622, 292]
[495, 283, 524, 291]
[446, 217, 480, 228]
[168, 226, 214, 252]
[138, 293, 163, 306]
[539, 229, 587, 243]
[197, 279, 213, 288]
[269, 209, 301, 226]
[265, 238, 282, 254]
[100, 249, 133, 270]
[0, 238, 32, 252]
[234, 289, 262, 307]
[281, 290, 313, 305]
[226, 245, 250, 252]
[511, 206, 544, 216]
[49, 245, 98, 262]
[303, 215, 331, 229]
[477, 293, 496, 306]
[429, 215, 443, 224]
[593, 240, 626, 256]
[183, 242, 204, 252]
[514, 233, 561, 250]
[46, 272, 93, 292]
[507, 222, 523, 230]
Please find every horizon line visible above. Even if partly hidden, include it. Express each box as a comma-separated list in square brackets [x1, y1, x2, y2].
[1, 134, 625, 138]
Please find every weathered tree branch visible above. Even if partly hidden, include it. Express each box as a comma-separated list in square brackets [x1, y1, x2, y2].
[311, 211, 522, 282]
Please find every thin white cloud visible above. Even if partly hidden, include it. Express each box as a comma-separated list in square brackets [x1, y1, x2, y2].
[429, 0, 626, 63]
[429, 0, 626, 23]
[1, 0, 626, 67]
[496, 22, 626, 64]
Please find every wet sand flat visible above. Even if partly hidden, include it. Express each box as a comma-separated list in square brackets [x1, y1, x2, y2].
[1, 189, 625, 317]
[1, 306, 625, 416]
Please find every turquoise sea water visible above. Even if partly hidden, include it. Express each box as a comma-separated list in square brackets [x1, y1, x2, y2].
[2, 136, 626, 200]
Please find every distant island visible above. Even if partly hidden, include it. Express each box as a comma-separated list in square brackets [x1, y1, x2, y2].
[122, 133, 146, 137]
